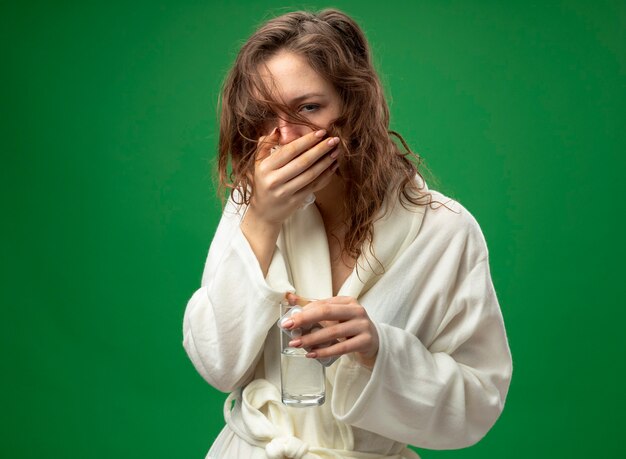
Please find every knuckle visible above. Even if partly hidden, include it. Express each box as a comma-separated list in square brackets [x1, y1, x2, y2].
[326, 328, 339, 341]
[265, 177, 279, 190]
[339, 342, 351, 354]
[257, 163, 270, 175]
[357, 318, 370, 330]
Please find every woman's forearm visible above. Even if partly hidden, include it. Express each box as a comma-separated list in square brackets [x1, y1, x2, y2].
[240, 205, 282, 277]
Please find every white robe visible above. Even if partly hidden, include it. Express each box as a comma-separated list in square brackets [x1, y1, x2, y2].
[182, 182, 513, 458]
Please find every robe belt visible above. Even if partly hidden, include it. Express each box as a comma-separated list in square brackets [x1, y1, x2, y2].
[224, 379, 419, 459]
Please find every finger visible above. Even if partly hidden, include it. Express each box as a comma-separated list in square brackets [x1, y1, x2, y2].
[289, 294, 314, 307]
[291, 160, 339, 200]
[306, 334, 372, 359]
[295, 322, 360, 349]
[293, 149, 339, 202]
[256, 128, 279, 161]
[282, 150, 339, 195]
[289, 302, 362, 329]
[320, 296, 355, 304]
[278, 137, 340, 183]
[266, 129, 328, 169]
[285, 292, 298, 305]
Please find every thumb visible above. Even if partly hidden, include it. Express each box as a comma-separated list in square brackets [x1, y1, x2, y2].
[257, 127, 279, 160]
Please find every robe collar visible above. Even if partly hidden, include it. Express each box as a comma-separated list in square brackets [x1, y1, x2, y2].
[282, 179, 427, 301]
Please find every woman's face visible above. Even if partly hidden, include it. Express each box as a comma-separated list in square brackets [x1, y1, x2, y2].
[259, 50, 342, 144]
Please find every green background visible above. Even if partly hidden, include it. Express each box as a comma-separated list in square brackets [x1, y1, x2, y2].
[2, 0, 624, 457]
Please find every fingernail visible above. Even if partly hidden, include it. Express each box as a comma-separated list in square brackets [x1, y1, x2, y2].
[330, 149, 340, 159]
[306, 352, 317, 359]
[281, 319, 294, 329]
[327, 137, 339, 146]
[289, 339, 302, 347]
[315, 129, 327, 138]
[271, 127, 278, 135]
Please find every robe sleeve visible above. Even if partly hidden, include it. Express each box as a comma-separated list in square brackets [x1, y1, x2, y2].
[182, 198, 294, 393]
[331, 221, 512, 449]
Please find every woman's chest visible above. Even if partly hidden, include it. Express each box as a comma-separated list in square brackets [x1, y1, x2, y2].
[327, 237, 355, 296]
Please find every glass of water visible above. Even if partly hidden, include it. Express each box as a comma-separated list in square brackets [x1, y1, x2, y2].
[278, 299, 325, 407]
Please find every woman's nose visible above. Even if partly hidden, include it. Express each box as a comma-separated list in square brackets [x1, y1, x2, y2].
[277, 118, 305, 145]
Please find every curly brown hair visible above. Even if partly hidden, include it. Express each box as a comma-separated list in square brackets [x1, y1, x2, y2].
[217, 8, 431, 262]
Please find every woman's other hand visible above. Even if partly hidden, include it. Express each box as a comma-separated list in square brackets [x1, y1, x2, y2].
[282, 295, 379, 369]
[247, 128, 340, 225]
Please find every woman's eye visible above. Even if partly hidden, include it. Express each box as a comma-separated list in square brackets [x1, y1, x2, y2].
[299, 104, 319, 113]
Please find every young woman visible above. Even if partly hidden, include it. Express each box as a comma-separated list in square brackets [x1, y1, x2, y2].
[183, 9, 512, 459]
